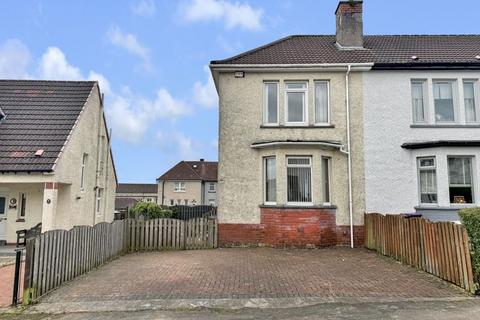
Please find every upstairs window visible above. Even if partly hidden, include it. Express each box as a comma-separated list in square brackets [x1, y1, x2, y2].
[448, 157, 474, 204]
[418, 157, 438, 204]
[285, 82, 308, 124]
[411, 80, 427, 123]
[263, 82, 278, 125]
[464, 81, 478, 123]
[286, 157, 312, 204]
[315, 81, 330, 125]
[208, 182, 216, 192]
[433, 81, 455, 123]
[174, 182, 186, 192]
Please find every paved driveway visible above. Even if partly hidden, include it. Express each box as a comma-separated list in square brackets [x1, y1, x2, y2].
[35, 247, 469, 312]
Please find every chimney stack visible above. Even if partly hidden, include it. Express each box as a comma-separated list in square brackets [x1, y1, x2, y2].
[335, 0, 363, 49]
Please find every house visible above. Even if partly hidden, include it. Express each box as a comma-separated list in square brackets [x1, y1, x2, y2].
[115, 183, 158, 217]
[157, 160, 218, 206]
[210, 0, 480, 247]
[0, 80, 117, 244]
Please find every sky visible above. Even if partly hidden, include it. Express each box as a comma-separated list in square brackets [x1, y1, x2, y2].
[0, 0, 479, 183]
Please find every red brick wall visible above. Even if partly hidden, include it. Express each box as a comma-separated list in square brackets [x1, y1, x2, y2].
[218, 207, 365, 248]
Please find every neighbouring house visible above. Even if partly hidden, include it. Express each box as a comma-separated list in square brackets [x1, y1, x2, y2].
[157, 160, 218, 206]
[210, 0, 480, 247]
[0, 80, 117, 244]
[115, 183, 158, 217]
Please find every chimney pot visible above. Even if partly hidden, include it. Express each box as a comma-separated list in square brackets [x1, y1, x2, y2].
[200, 158, 205, 162]
[335, 0, 364, 49]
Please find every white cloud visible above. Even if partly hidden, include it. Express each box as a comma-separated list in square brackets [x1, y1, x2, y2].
[131, 0, 156, 16]
[38, 47, 83, 80]
[0, 39, 31, 79]
[106, 26, 152, 71]
[88, 71, 112, 96]
[193, 66, 218, 108]
[156, 130, 201, 160]
[181, 0, 264, 31]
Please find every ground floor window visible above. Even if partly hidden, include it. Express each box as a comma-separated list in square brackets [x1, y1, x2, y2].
[322, 157, 331, 204]
[264, 156, 276, 204]
[448, 156, 474, 204]
[287, 156, 312, 204]
[19, 193, 26, 218]
[418, 157, 438, 204]
[96, 188, 103, 215]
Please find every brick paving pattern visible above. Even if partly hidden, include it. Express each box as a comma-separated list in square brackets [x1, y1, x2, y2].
[0, 263, 24, 307]
[41, 248, 466, 303]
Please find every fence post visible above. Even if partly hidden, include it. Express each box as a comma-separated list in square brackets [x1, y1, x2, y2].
[12, 248, 23, 306]
[22, 238, 36, 305]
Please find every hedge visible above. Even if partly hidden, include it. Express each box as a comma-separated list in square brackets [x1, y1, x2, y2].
[459, 207, 480, 292]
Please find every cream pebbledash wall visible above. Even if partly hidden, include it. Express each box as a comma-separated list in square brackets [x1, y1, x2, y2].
[217, 70, 365, 226]
[54, 84, 117, 229]
[157, 180, 203, 206]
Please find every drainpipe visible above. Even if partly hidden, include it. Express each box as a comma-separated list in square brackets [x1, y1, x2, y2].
[344, 64, 354, 248]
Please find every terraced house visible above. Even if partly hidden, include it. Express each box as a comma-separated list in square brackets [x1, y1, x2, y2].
[0, 80, 117, 244]
[210, 0, 480, 247]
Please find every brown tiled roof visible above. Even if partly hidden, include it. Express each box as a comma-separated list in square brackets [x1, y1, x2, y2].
[211, 35, 480, 67]
[0, 80, 96, 172]
[115, 197, 138, 209]
[158, 161, 218, 182]
[117, 183, 158, 194]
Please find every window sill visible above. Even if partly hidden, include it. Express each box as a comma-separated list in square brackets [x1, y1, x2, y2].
[415, 204, 476, 211]
[411, 124, 480, 128]
[260, 204, 337, 210]
[260, 125, 335, 129]
[16, 219, 25, 223]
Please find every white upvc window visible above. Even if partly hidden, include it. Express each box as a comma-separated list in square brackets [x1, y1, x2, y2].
[95, 188, 103, 215]
[315, 81, 330, 125]
[286, 156, 312, 205]
[263, 82, 279, 125]
[448, 156, 474, 204]
[285, 82, 308, 125]
[417, 157, 438, 204]
[208, 182, 215, 192]
[433, 80, 456, 123]
[463, 80, 478, 123]
[80, 153, 88, 190]
[264, 156, 276, 204]
[411, 80, 427, 123]
[18, 193, 27, 218]
[174, 182, 186, 192]
[321, 157, 331, 205]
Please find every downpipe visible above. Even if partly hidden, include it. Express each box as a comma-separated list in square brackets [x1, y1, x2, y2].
[344, 65, 355, 249]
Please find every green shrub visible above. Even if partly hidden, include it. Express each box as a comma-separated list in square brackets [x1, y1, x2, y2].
[130, 202, 173, 220]
[459, 207, 480, 292]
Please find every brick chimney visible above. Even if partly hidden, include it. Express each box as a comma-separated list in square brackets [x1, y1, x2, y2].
[335, 0, 363, 49]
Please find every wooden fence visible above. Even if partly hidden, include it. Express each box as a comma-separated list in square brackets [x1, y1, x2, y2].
[365, 213, 475, 293]
[23, 217, 218, 303]
[127, 217, 217, 251]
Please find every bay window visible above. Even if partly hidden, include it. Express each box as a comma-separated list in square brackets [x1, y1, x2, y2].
[448, 157, 474, 204]
[264, 157, 276, 204]
[315, 81, 330, 124]
[285, 82, 307, 124]
[418, 157, 438, 204]
[433, 81, 455, 122]
[287, 157, 312, 204]
[264, 82, 278, 124]
[463, 81, 478, 123]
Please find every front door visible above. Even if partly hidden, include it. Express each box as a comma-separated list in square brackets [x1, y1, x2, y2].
[0, 196, 6, 242]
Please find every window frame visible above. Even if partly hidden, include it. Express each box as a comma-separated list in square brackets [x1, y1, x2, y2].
[314, 81, 331, 125]
[18, 193, 26, 218]
[433, 79, 457, 124]
[263, 81, 279, 126]
[286, 156, 313, 206]
[463, 80, 479, 123]
[174, 181, 186, 192]
[263, 156, 277, 205]
[417, 156, 438, 205]
[447, 155, 475, 204]
[411, 79, 428, 124]
[321, 157, 332, 205]
[95, 188, 102, 215]
[80, 153, 88, 191]
[208, 182, 216, 192]
[284, 81, 308, 126]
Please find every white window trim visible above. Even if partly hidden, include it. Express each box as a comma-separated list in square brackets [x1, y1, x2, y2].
[417, 156, 438, 206]
[314, 81, 331, 126]
[263, 156, 276, 205]
[0, 194, 7, 217]
[95, 188, 102, 215]
[463, 79, 480, 124]
[432, 79, 458, 124]
[174, 182, 186, 193]
[18, 193, 26, 218]
[80, 153, 87, 191]
[263, 81, 279, 126]
[411, 79, 428, 124]
[447, 155, 475, 205]
[286, 156, 313, 206]
[321, 157, 332, 206]
[284, 82, 308, 126]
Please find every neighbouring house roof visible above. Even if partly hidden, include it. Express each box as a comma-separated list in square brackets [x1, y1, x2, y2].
[211, 35, 480, 68]
[0, 80, 96, 172]
[158, 161, 218, 182]
[115, 197, 138, 209]
[117, 183, 158, 194]
[401, 140, 480, 149]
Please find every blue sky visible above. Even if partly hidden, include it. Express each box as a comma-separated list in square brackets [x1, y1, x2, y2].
[0, 0, 479, 183]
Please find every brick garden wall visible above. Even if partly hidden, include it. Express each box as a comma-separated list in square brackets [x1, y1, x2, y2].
[219, 207, 364, 248]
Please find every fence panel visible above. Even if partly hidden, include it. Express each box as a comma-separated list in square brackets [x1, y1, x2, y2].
[365, 213, 475, 293]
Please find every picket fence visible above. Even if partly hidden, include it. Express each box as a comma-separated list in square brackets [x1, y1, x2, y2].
[365, 213, 475, 293]
[23, 217, 217, 304]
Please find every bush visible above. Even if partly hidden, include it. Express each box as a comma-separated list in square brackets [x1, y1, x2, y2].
[459, 207, 480, 291]
[130, 202, 173, 220]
